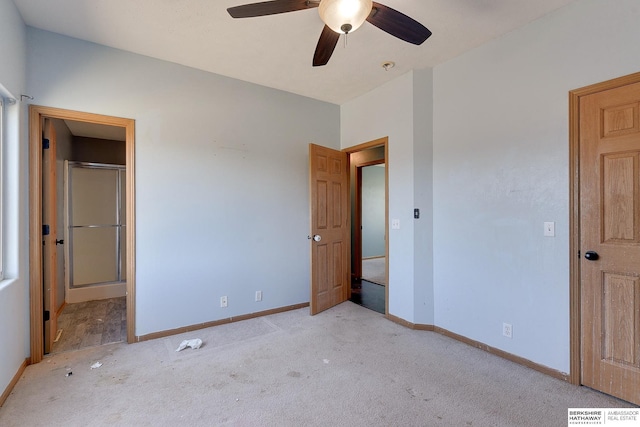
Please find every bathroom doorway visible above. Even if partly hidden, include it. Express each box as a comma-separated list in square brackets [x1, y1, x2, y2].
[29, 106, 135, 363]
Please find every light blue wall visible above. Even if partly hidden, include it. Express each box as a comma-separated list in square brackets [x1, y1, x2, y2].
[0, 0, 29, 398]
[0, 0, 26, 96]
[361, 165, 385, 258]
[341, 71, 422, 323]
[412, 68, 434, 325]
[433, 0, 640, 374]
[26, 28, 340, 335]
[342, 0, 640, 374]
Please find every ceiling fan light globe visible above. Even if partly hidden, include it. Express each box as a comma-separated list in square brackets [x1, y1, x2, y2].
[318, 0, 373, 34]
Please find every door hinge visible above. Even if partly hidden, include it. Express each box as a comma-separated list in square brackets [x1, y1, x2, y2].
[43, 224, 50, 236]
[578, 250, 581, 258]
[43, 311, 50, 322]
[43, 138, 50, 149]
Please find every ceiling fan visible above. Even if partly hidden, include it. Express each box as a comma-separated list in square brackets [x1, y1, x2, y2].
[227, 0, 432, 66]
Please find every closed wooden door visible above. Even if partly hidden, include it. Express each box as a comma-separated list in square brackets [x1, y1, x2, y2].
[309, 144, 349, 315]
[580, 81, 640, 405]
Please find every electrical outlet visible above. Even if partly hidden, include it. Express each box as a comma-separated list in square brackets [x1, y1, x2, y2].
[220, 296, 228, 308]
[255, 291, 262, 302]
[503, 323, 512, 338]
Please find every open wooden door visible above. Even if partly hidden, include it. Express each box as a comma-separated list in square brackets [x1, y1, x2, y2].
[309, 143, 349, 315]
[579, 80, 640, 405]
[42, 119, 58, 353]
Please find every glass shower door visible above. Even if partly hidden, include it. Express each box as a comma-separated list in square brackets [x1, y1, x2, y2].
[67, 162, 125, 288]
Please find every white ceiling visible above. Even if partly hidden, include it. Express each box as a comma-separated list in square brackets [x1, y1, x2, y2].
[64, 120, 126, 141]
[13, 0, 577, 105]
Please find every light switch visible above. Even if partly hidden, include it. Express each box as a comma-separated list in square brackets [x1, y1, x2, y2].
[544, 222, 555, 237]
[391, 219, 400, 230]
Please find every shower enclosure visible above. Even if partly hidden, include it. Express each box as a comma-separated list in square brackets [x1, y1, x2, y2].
[64, 161, 126, 303]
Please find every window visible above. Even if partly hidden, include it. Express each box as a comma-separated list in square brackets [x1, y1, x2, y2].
[0, 97, 4, 280]
[0, 90, 18, 282]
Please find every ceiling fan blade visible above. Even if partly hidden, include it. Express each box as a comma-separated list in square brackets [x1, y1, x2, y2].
[227, 0, 318, 18]
[366, 2, 432, 45]
[313, 25, 340, 67]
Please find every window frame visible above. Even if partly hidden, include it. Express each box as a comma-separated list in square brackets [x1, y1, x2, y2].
[0, 97, 4, 280]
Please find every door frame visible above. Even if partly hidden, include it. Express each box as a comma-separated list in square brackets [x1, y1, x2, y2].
[344, 137, 389, 315]
[41, 119, 59, 354]
[352, 158, 385, 282]
[568, 71, 640, 385]
[29, 105, 136, 364]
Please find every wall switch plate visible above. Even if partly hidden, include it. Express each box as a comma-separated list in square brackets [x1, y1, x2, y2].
[391, 219, 400, 230]
[544, 222, 555, 237]
[220, 296, 228, 308]
[255, 291, 262, 302]
[503, 323, 512, 338]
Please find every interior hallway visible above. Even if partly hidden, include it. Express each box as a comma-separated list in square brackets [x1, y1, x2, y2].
[361, 257, 386, 285]
[351, 257, 386, 314]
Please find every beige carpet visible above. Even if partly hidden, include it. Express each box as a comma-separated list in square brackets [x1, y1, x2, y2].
[1, 302, 633, 426]
[362, 257, 386, 285]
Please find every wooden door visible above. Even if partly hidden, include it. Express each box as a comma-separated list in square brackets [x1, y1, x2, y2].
[42, 119, 58, 354]
[309, 143, 349, 315]
[580, 81, 640, 405]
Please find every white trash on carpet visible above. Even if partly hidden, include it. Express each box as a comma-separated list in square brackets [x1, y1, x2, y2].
[176, 338, 203, 352]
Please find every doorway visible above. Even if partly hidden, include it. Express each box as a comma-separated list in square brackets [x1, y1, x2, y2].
[308, 137, 388, 316]
[347, 138, 388, 315]
[29, 106, 136, 363]
[569, 72, 640, 405]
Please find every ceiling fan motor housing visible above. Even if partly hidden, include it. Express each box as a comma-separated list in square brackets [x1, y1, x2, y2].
[318, 0, 373, 34]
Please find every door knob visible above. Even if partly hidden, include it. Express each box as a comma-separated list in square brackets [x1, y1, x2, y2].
[584, 251, 599, 261]
[307, 235, 322, 242]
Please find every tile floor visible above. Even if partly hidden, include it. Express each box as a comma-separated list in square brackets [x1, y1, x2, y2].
[350, 280, 385, 314]
[50, 297, 127, 354]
